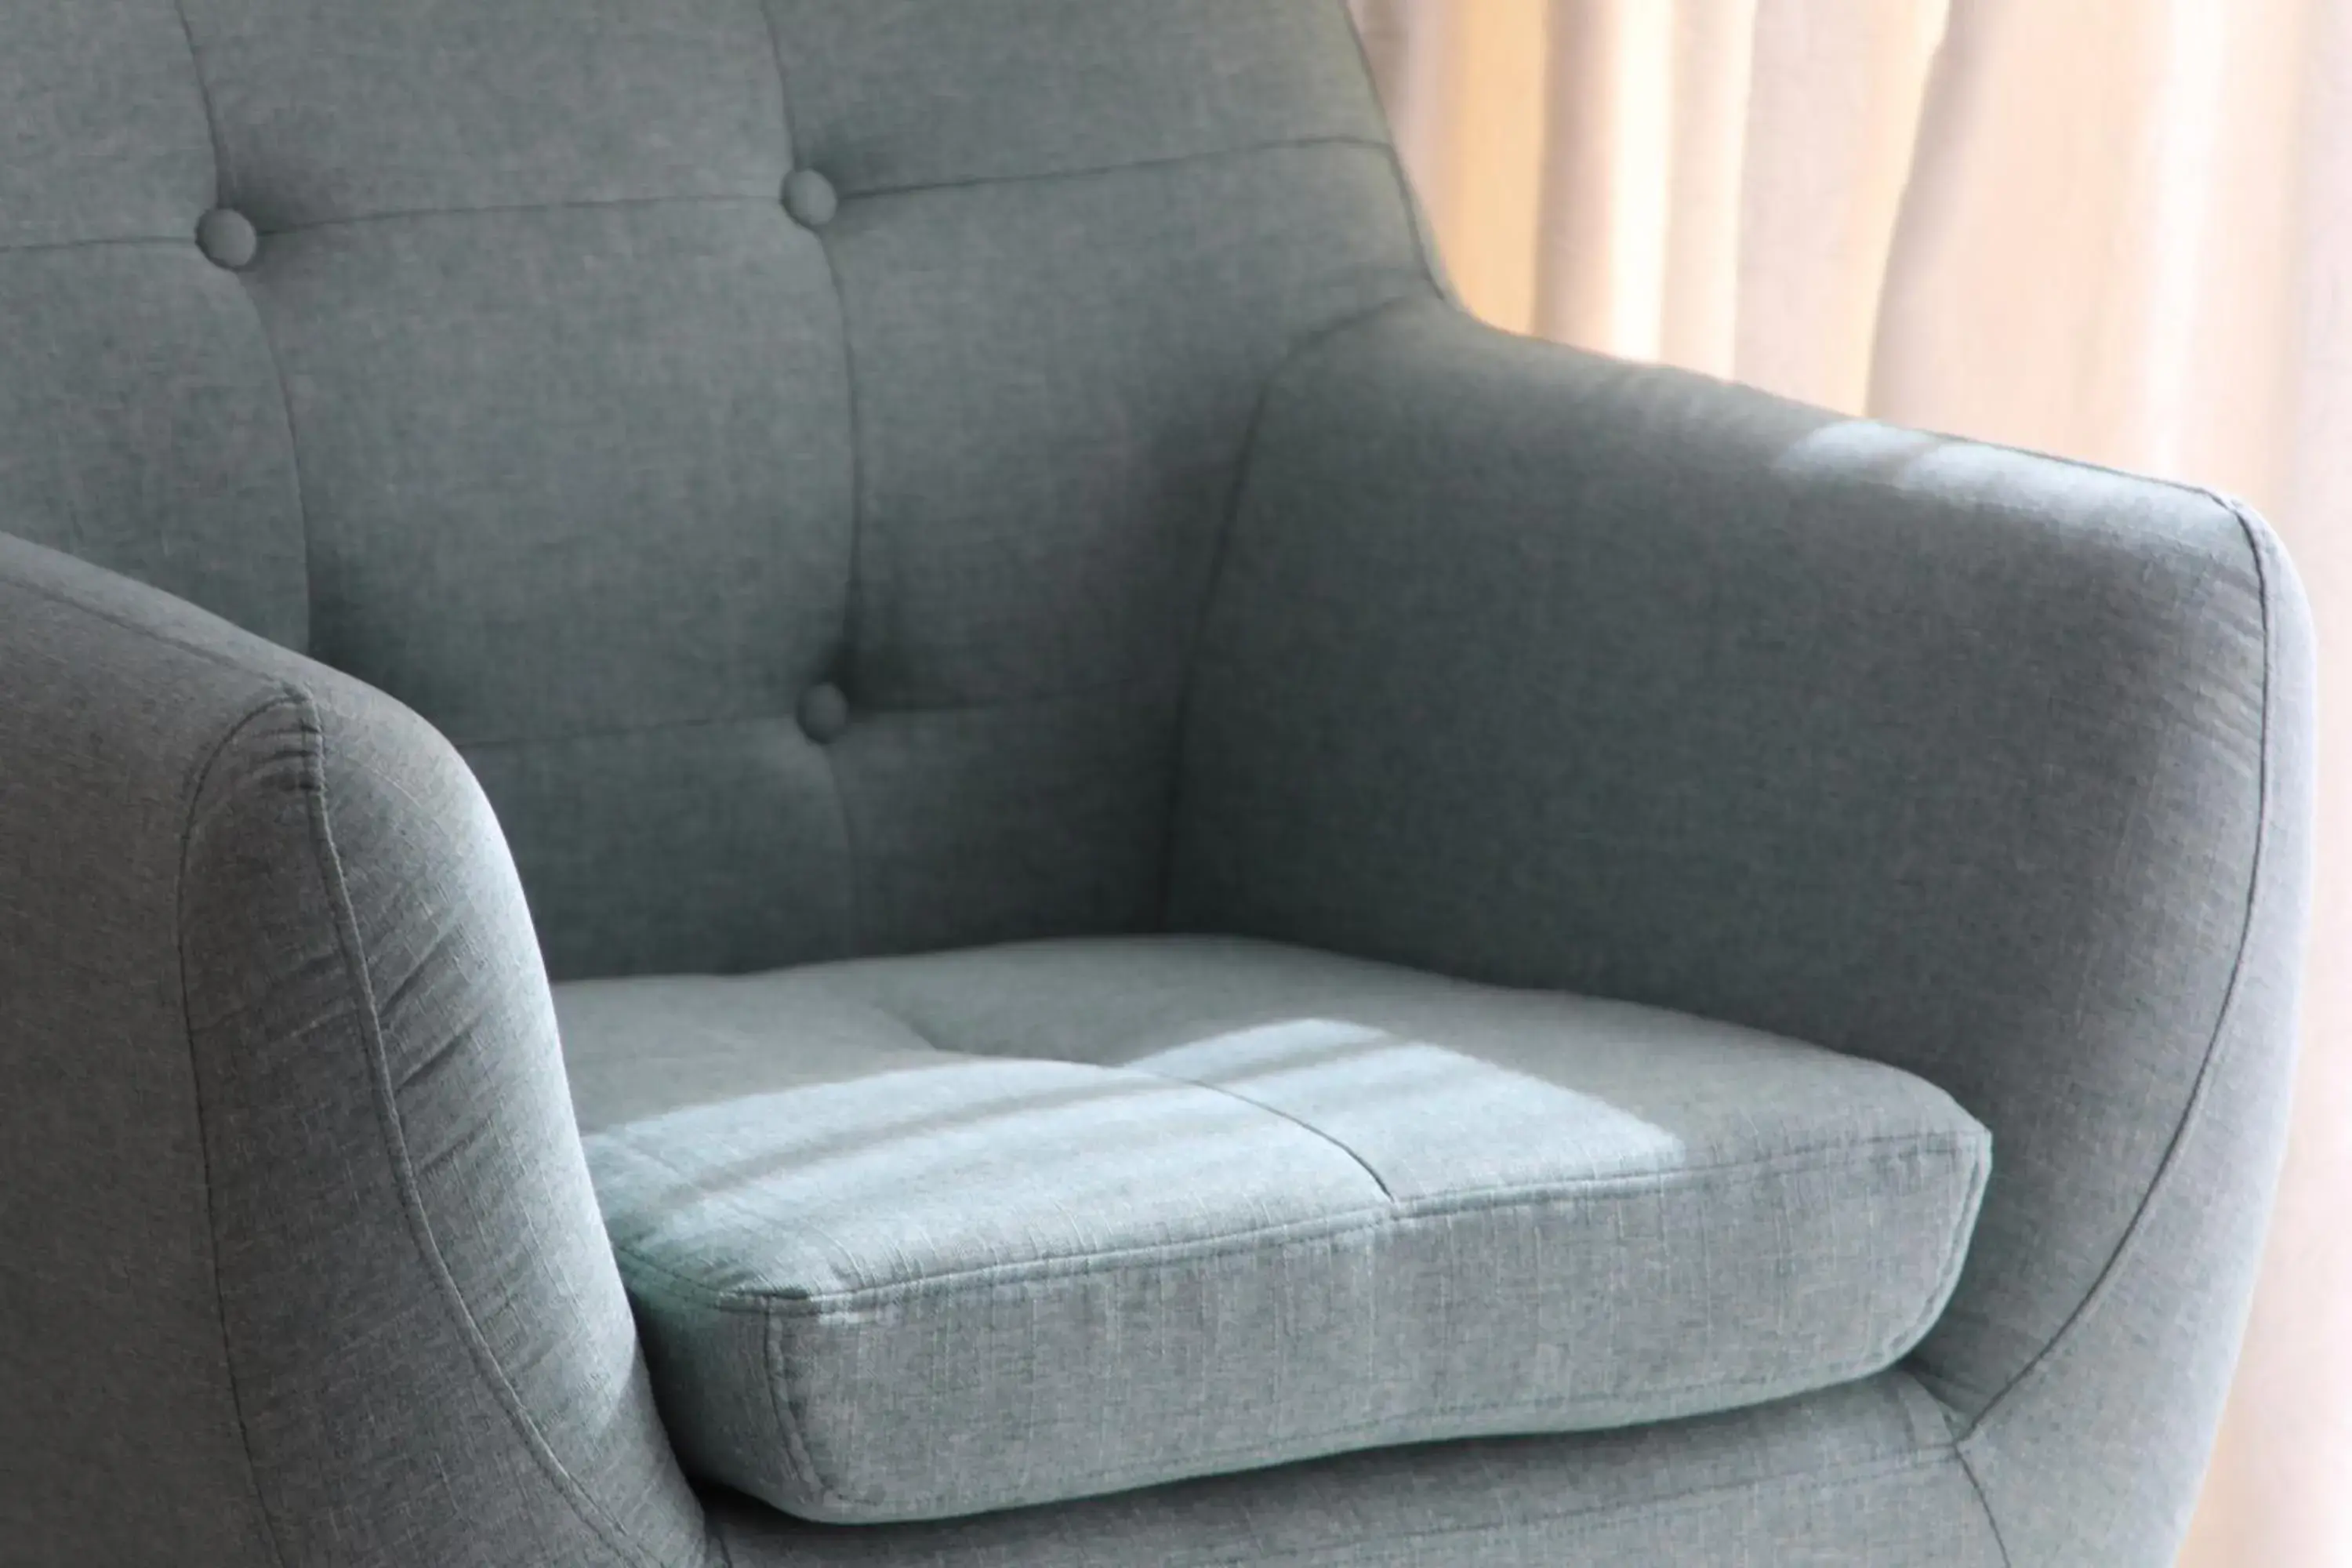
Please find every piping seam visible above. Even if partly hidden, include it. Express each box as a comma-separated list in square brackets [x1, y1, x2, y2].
[1955, 1443, 2016, 1567]
[757, 0, 865, 953]
[601, 1129, 1984, 1312]
[1156, 291, 1438, 920]
[0, 234, 196, 258]
[842, 133, 1393, 203]
[293, 695, 673, 1568]
[165, 0, 318, 660]
[1955, 489, 2280, 1446]
[1120, 1064, 1396, 1200]
[177, 694, 306, 1568]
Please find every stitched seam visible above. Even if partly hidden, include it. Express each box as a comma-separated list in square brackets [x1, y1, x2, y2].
[1955, 491, 2278, 1446]
[589, 1039, 831, 1508]
[176, 693, 306, 1568]
[1156, 291, 1436, 920]
[1120, 1065, 1396, 1200]
[121, 140, 1399, 244]
[167, 0, 232, 201]
[1883, 1135, 1997, 1438]
[0, 568, 291, 679]
[458, 710, 797, 751]
[292, 697, 670, 1568]
[1956, 1444, 2016, 1568]
[604, 1156, 848, 1509]
[29, 137, 1391, 245]
[760, 3, 866, 954]
[842, 133, 1394, 203]
[233, 289, 318, 655]
[253, 191, 775, 238]
[608, 1128, 1984, 1312]
[857, 999, 952, 1054]
[0, 234, 198, 259]
[448, 681, 1153, 751]
[761, 1310, 830, 1507]
[164, 0, 317, 654]
[1918, 422, 2277, 521]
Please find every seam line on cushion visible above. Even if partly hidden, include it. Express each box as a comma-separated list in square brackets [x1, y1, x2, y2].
[840, 134, 1395, 203]
[848, 1000, 953, 1055]
[167, 0, 233, 200]
[234, 289, 318, 656]
[1157, 291, 1442, 920]
[252, 191, 778, 239]
[759, 1, 866, 953]
[608, 1128, 1984, 1311]
[1918, 419, 2288, 525]
[177, 693, 307, 1568]
[450, 681, 1156, 751]
[292, 697, 673, 1568]
[1891, 1131, 1994, 1399]
[0, 570, 294, 681]
[164, 0, 318, 655]
[1957, 488, 2278, 1446]
[1120, 1065, 1393, 1199]
[1956, 1444, 2016, 1568]
[762, 1306, 833, 1508]
[0, 234, 201, 259]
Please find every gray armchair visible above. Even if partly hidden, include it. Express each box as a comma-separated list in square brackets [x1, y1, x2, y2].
[0, 2, 2310, 1564]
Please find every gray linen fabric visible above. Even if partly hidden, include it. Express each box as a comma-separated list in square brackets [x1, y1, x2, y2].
[1171, 299, 2314, 1561]
[0, 0, 2311, 1561]
[4, 0, 1424, 984]
[765, 0, 1390, 193]
[0, 0, 216, 249]
[175, 0, 1420, 981]
[558, 936, 1990, 1522]
[0, 535, 717, 1567]
[713, 1370, 2004, 1566]
[0, 246, 310, 651]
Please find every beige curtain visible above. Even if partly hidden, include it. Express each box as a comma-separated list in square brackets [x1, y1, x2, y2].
[1350, 2, 2352, 1563]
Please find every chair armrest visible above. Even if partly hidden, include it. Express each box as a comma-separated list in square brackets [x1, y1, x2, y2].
[0, 535, 713, 1568]
[1170, 302, 2316, 1563]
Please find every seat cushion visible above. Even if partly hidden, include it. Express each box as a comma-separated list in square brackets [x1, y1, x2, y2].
[557, 937, 1989, 1524]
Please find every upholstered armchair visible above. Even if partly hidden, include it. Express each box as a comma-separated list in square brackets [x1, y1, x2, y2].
[0, 2, 2311, 1563]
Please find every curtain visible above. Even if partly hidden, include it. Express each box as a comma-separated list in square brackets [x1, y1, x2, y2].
[1349, 2, 2352, 1562]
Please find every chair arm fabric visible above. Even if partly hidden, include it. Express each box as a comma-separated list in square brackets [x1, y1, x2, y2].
[0, 534, 713, 1568]
[1170, 301, 2316, 1563]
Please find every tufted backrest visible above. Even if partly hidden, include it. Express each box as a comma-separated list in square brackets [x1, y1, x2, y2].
[0, 0, 1433, 978]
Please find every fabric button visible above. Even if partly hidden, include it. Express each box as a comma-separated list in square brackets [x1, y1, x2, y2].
[195, 208, 259, 270]
[782, 169, 839, 229]
[797, 682, 850, 744]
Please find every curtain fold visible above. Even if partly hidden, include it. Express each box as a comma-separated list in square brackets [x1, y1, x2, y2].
[1354, 3, 2352, 1561]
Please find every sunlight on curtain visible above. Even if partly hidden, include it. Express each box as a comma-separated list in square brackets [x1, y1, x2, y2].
[1352, 3, 2352, 1562]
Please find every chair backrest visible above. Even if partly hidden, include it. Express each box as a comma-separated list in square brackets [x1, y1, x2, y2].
[0, 0, 1433, 977]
